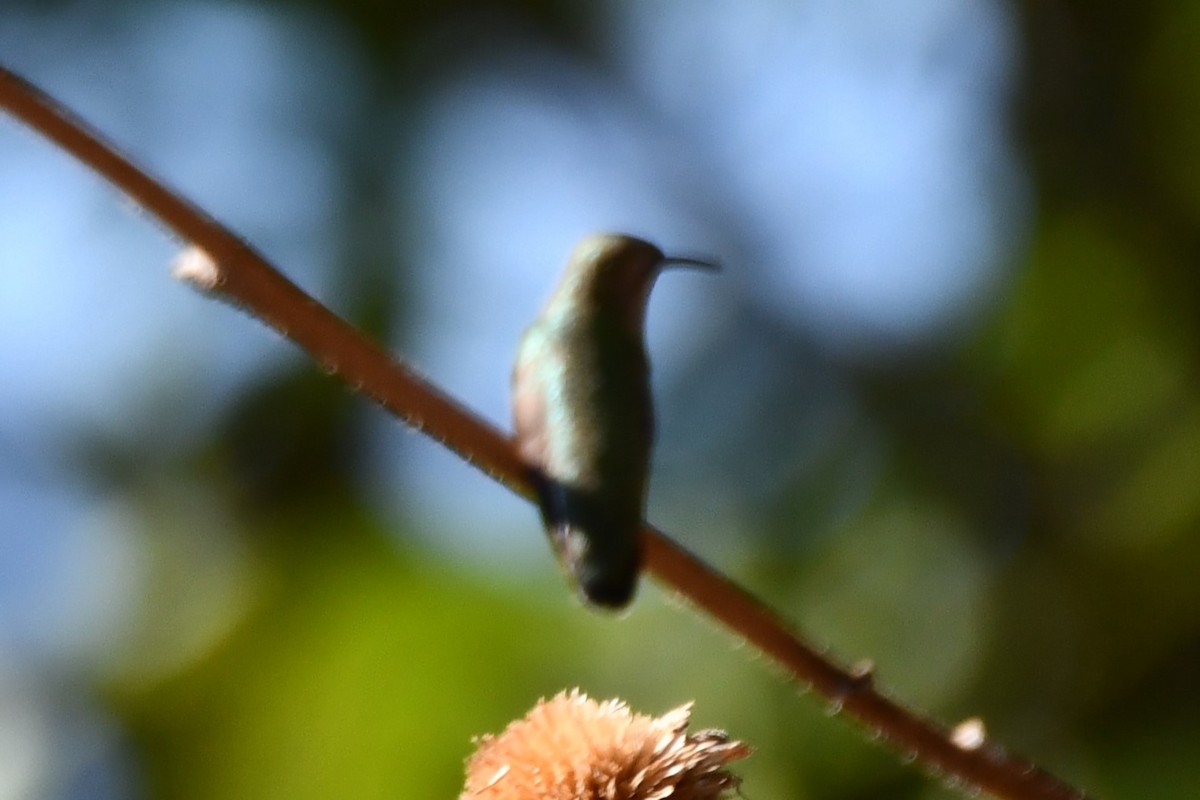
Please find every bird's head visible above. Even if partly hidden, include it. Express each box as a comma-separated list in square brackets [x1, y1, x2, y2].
[557, 234, 716, 333]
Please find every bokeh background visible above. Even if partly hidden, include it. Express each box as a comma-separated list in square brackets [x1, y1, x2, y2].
[1, 1, 1198, 797]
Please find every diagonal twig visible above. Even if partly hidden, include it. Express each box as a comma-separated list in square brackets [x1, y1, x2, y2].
[0, 63, 1090, 800]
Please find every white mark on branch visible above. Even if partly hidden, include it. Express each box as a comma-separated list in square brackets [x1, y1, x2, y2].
[172, 245, 221, 291]
[950, 718, 987, 751]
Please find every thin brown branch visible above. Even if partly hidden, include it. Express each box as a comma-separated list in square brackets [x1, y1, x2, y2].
[0, 63, 1090, 800]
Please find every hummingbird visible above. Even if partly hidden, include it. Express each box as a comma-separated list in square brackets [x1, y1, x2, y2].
[512, 234, 716, 609]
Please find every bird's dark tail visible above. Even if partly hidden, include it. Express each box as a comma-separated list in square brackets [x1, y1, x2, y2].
[529, 469, 641, 609]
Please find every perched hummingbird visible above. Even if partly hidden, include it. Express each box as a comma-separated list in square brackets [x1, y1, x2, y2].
[512, 234, 715, 609]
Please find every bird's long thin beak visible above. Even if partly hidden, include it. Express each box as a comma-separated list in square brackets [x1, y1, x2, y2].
[662, 255, 720, 272]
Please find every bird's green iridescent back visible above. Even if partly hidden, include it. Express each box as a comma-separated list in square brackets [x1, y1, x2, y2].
[513, 307, 652, 605]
